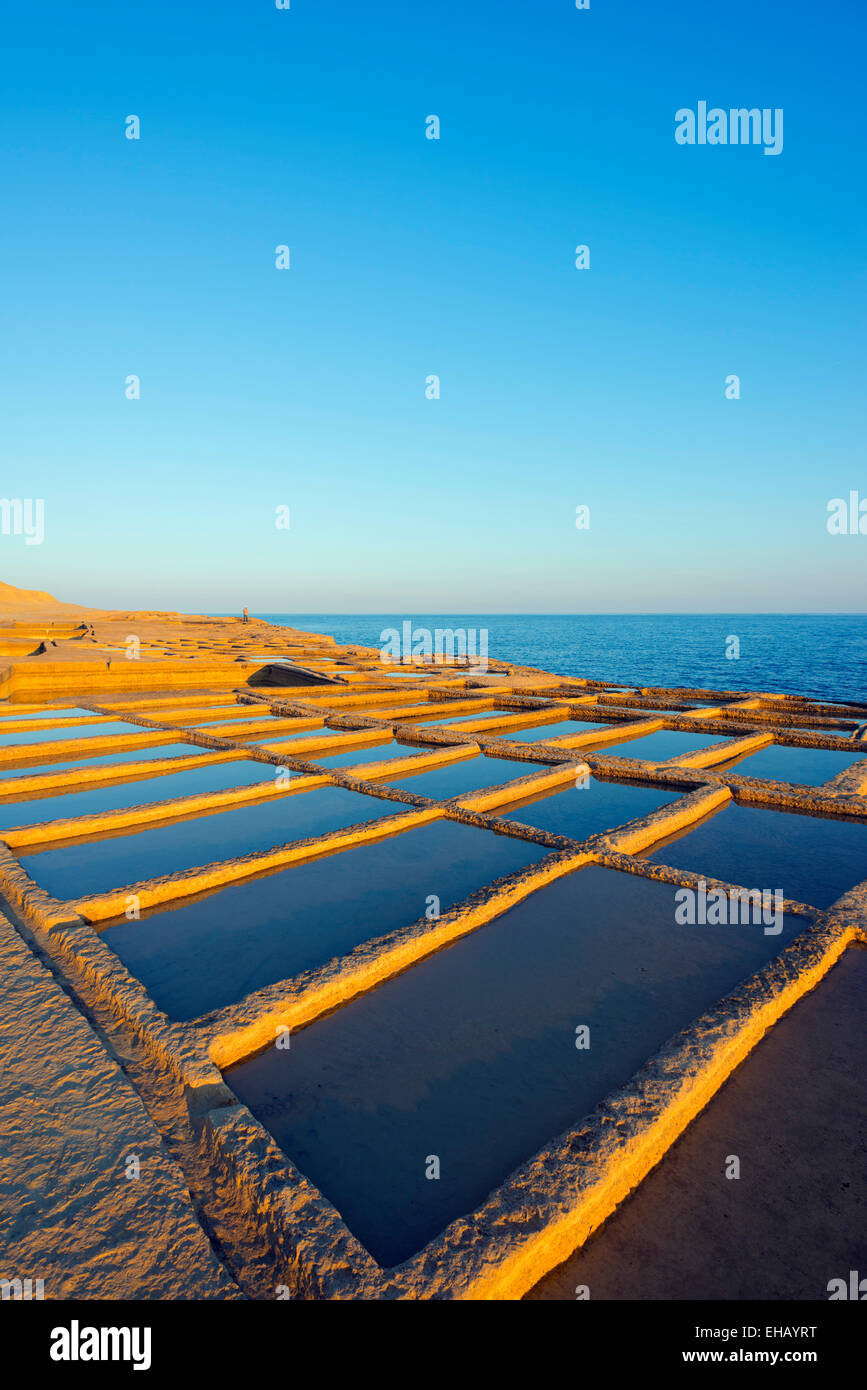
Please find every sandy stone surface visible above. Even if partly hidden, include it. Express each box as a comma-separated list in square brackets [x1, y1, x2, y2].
[0, 911, 242, 1300]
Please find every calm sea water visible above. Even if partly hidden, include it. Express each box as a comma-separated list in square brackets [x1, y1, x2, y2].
[260, 615, 867, 706]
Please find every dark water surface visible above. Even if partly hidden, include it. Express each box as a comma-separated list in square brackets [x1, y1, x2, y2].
[227, 865, 801, 1267]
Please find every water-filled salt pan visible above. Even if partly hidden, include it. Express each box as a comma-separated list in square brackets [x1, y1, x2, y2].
[100, 819, 547, 1018]
[227, 864, 800, 1267]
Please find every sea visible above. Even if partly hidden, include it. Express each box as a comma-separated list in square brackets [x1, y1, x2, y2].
[260, 615, 867, 707]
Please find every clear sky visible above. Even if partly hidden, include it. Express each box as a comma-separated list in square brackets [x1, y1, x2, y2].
[1, 0, 864, 612]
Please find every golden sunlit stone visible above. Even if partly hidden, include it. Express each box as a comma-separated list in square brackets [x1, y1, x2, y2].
[1, 583, 865, 1299]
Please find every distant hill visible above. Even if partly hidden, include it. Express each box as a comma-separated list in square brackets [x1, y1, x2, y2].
[0, 581, 92, 617]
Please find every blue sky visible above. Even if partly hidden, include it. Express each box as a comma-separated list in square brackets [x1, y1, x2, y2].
[1, 0, 864, 612]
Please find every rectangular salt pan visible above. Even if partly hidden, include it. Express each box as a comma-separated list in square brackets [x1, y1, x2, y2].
[601, 730, 735, 760]
[493, 719, 609, 742]
[0, 720, 152, 749]
[383, 755, 546, 801]
[0, 706, 99, 721]
[99, 819, 547, 1018]
[499, 776, 679, 841]
[19, 784, 413, 901]
[0, 759, 281, 833]
[227, 865, 801, 1267]
[0, 742, 208, 780]
[645, 800, 867, 909]
[720, 743, 865, 786]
